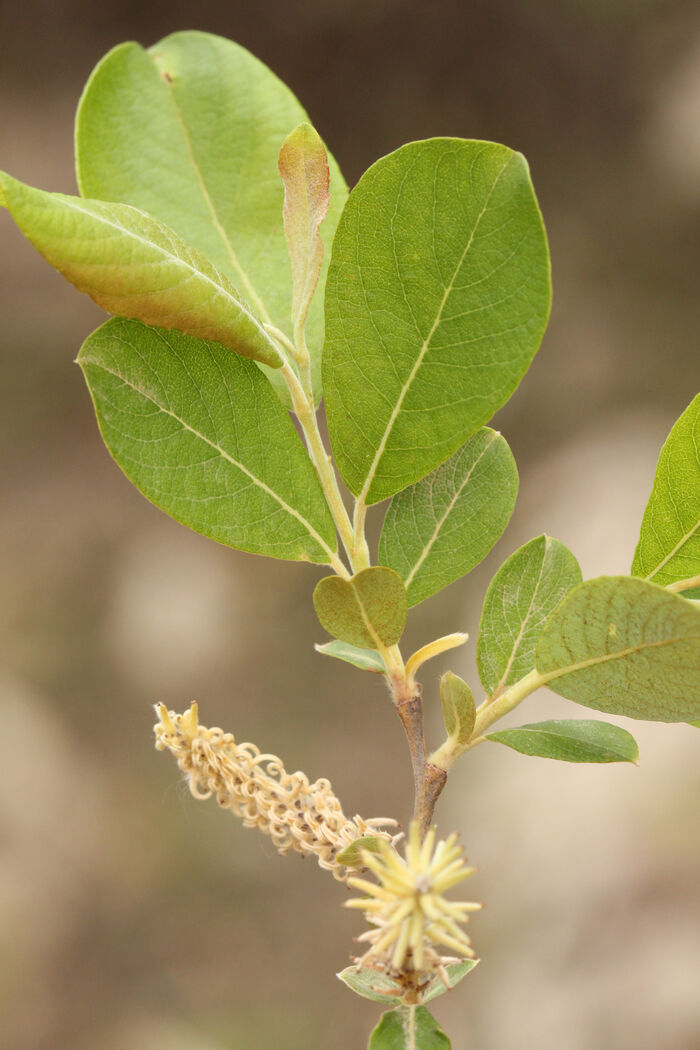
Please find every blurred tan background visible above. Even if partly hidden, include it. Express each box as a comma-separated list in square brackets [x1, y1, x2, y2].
[1, 2, 699, 1048]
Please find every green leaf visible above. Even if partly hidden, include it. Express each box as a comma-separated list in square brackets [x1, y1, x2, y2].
[339, 963, 477, 1009]
[689, 721, 700, 728]
[477, 536, 582, 698]
[369, 1006, 451, 1050]
[314, 640, 386, 673]
[324, 137, 551, 504]
[337, 966, 402, 1006]
[421, 960, 479, 1003]
[278, 122, 329, 331]
[75, 31, 348, 400]
[440, 672, 476, 747]
[487, 720, 639, 763]
[313, 568, 407, 649]
[336, 836, 386, 867]
[536, 576, 700, 722]
[0, 171, 280, 368]
[78, 318, 337, 563]
[631, 394, 700, 592]
[378, 428, 518, 606]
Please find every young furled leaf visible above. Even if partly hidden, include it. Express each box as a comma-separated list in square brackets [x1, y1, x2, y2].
[76, 31, 348, 401]
[0, 172, 280, 367]
[477, 536, 582, 698]
[536, 576, 700, 722]
[632, 394, 700, 594]
[368, 1006, 451, 1050]
[379, 428, 518, 606]
[440, 673, 476, 748]
[78, 318, 337, 563]
[324, 137, 551, 503]
[278, 122, 330, 331]
[487, 720, 639, 763]
[313, 568, 408, 649]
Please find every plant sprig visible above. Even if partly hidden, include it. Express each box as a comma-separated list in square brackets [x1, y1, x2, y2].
[3, 29, 699, 1050]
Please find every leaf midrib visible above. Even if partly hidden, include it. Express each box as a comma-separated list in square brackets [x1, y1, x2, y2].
[538, 631, 700, 684]
[156, 67, 274, 326]
[82, 354, 335, 561]
[403, 431, 498, 589]
[55, 194, 277, 357]
[357, 152, 515, 505]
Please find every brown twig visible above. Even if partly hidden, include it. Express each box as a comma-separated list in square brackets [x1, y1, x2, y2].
[394, 681, 447, 835]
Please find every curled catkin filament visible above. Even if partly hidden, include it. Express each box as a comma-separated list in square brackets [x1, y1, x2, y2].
[154, 703, 397, 880]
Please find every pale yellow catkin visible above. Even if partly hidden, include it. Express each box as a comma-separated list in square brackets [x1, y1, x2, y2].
[154, 703, 396, 880]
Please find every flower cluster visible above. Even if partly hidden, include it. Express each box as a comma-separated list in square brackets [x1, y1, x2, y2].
[154, 703, 396, 880]
[346, 821, 481, 987]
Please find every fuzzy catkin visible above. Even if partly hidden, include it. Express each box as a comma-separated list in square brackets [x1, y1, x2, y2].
[154, 703, 395, 880]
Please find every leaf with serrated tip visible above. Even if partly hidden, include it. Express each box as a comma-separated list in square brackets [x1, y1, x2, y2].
[487, 720, 639, 763]
[78, 318, 337, 563]
[536, 576, 700, 722]
[0, 171, 280, 367]
[379, 428, 518, 606]
[477, 536, 582, 697]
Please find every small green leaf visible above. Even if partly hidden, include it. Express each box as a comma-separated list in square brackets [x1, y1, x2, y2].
[78, 318, 337, 563]
[313, 568, 408, 649]
[0, 171, 280, 367]
[421, 960, 479, 1003]
[324, 137, 551, 503]
[440, 672, 476, 747]
[487, 720, 639, 763]
[379, 428, 518, 606]
[536, 576, 700, 722]
[75, 32, 348, 401]
[336, 836, 386, 867]
[477, 536, 582, 698]
[632, 394, 700, 591]
[369, 1006, 451, 1050]
[337, 967, 402, 1006]
[278, 122, 329, 330]
[314, 640, 386, 673]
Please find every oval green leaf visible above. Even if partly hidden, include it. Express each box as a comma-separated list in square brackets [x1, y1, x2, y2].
[369, 1006, 451, 1050]
[0, 171, 280, 367]
[313, 567, 407, 649]
[279, 122, 330, 331]
[536, 576, 700, 722]
[314, 640, 386, 673]
[632, 394, 700, 592]
[337, 966, 402, 1006]
[378, 428, 518, 606]
[336, 836, 386, 867]
[440, 672, 476, 747]
[486, 720, 639, 763]
[76, 31, 348, 400]
[78, 318, 337, 563]
[324, 137, 551, 504]
[477, 535, 582, 698]
[421, 960, 479, 1003]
